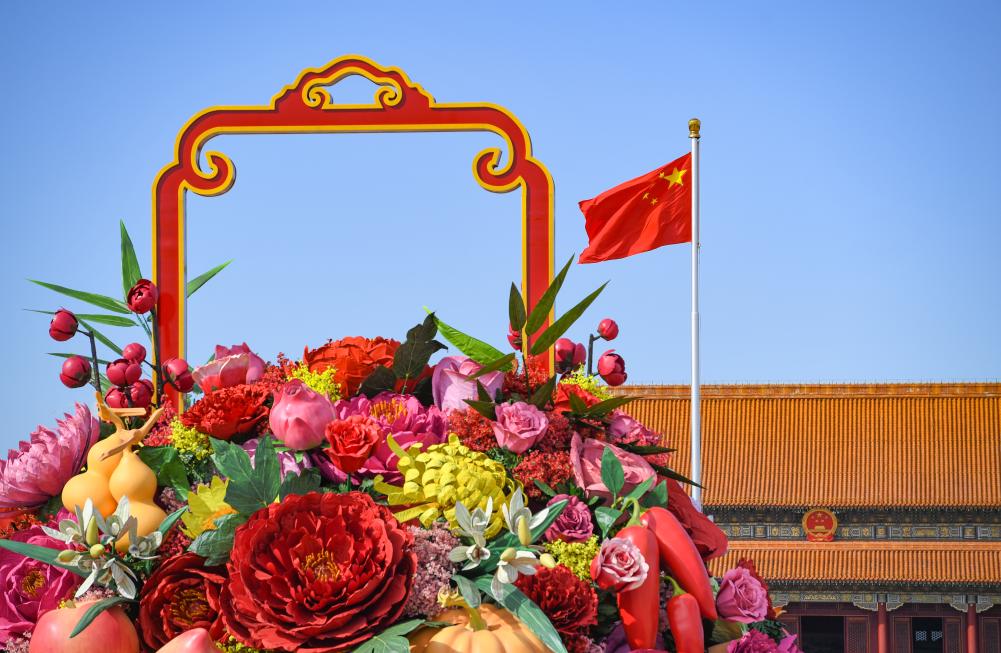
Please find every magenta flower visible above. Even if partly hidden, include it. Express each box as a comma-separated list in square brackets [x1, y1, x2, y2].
[431, 355, 505, 412]
[717, 566, 770, 623]
[544, 494, 594, 543]
[569, 433, 655, 501]
[269, 379, 337, 450]
[728, 630, 780, 653]
[191, 343, 265, 392]
[492, 401, 549, 454]
[0, 404, 99, 517]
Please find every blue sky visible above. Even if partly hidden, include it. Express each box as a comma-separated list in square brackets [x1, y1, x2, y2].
[1, 1, 999, 446]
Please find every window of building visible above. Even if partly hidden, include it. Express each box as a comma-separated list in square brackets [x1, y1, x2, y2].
[799, 616, 845, 653]
[912, 617, 943, 653]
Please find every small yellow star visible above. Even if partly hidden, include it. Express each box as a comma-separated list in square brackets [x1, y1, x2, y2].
[650, 197, 658, 205]
[660, 167, 687, 188]
[642, 192, 649, 200]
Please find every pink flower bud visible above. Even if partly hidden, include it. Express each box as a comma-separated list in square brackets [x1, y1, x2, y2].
[554, 338, 586, 373]
[126, 279, 159, 314]
[59, 356, 91, 388]
[507, 325, 522, 350]
[106, 358, 142, 387]
[48, 309, 78, 342]
[597, 350, 627, 386]
[269, 379, 337, 450]
[597, 318, 619, 340]
[128, 379, 154, 408]
[122, 342, 147, 363]
[162, 358, 194, 393]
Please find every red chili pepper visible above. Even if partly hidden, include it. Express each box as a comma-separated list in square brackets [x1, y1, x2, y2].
[614, 524, 661, 650]
[641, 506, 718, 621]
[667, 591, 705, 653]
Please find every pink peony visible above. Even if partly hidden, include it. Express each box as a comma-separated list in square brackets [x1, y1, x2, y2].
[431, 356, 505, 412]
[728, 630, 780, 653]
[0, 404, 99, 517]
[590, 537, 649, 592]
[269, 379, 336, 450]
[544, 494, 594, 543]
[0, 520, 82, 644]
[717, 566, 770, 624]
[192, 343, 266, 392]
[492, 401, 549, 454]
[569, 433, 655, 501]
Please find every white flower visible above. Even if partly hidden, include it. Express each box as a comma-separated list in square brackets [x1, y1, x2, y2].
[501, 488, 550, 545]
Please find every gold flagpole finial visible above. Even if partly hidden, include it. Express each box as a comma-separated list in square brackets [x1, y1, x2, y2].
[689, 118, 701, 139]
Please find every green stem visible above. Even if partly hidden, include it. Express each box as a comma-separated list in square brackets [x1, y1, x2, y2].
[150, 308, 163, 405]
[665, 575, 684, 598]
[464, 604, 488, 631]
[83, 330, 102, 395]
[625, 498, 643, 527]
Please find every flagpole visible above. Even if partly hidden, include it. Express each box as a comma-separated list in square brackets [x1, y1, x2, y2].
[689, 118, 702, 508]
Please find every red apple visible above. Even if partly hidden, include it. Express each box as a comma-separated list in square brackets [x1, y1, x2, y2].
[30, 599, 139, 653]
[155, 628, 224, 652]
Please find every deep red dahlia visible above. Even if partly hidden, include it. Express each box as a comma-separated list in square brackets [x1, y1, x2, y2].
[218, 491, 416, 652]
[513, 450, 575, 501]
[514, 564, 597, 636]
[447, 407, 498, 452]
[137, 553, 227, 650]
[179, 383, 270, 441]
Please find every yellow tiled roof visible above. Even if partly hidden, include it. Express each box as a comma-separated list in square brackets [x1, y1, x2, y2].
[620, 383, 1001, 509]
[710, 540, 1001, 584]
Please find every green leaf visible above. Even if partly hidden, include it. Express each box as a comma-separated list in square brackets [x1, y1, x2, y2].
[463, 398, 497, 421]
[279, 469, 322, 500]
[77, 319, 123, 355]
[27, 309, 137, 328]
[533, 479, 557, 498]
[350, 619, 426, 653]
[393, 314, 446, 383]
[0, 540, 88, 577]
[29, 280, 130, 314]
[358, 366, 398, 398]
[476, 380, 494, 403]
[641, 479, 669, 509]
[119, 220, 143, 297]
[600, 446, 625, 500]
[524, 256, 573, 337]
[137, 447, 189, 499]
[582, 395, 636, 418]
[650, 462, 704, 489]
[157, 506, 188, 536]
[451, 574, 481, 608]
[475, 576, 568, 653]
[189, 513, 245, 566]
[186, 260, 232, 298]
[211, 438, 280, 515]
[595, 506, 624, 537]
[618, 442, 676, 455]
[530, 498, 566, 541]
[567, 392, 589, 415]
[426, 309, 507, 365]
[48, 352, 112, 366]
[528, 375, 557, 410]
[465, 352, 516, 380]
[530, 282, 608, 356]
[508, 283, 527, 332]
[70, 596, 134, 638]
[622, 475, 656, 503]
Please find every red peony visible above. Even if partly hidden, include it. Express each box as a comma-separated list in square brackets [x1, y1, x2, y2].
[138, 553, 226, 650]
[513, 451, 575, 501]
[514, 564, 597, 636]
[553, 382, 601, 416]
[303, 336, 399, 397]
[180, 384, 270, 441]
[447, 407, 498, 452]
[218, 491, 416, 652]
[324, 415, 382, 474]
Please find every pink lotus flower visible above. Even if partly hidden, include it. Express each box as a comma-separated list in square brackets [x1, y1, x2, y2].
[431, 356, 505, 412]
[717, 566, 769, 623]
[192, 343, 266, 392]
[569, 433, 655, 501]
[269, 379, 336, 450]
[492, 401, 549, 454]
[0, 404, 99, 517]
[590, 536, 649, 591]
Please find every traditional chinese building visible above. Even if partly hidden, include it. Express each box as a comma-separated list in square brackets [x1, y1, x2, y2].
[622, 383, 1001, 653]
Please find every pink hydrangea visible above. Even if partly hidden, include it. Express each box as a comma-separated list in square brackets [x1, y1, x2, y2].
[402, 523, 459, 618]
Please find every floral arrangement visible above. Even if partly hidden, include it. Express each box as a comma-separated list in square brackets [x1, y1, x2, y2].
[0, 224, 802, 653]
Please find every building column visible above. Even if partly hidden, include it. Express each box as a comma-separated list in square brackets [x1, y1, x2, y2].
[967, 603, 977, 653]
[877, 602, 888, 653]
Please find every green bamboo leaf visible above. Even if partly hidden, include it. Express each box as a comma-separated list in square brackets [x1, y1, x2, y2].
[70, 596, 134, 638]
[27, 309, 136, 328]
[465, 352, 517, 380]
[425, 309, 508, 365]
[524, 256, 573, 337]
[582, 395, 636, 417]
[530, 282, 608, 356]
[157, 506, 188, 536]
[0, 540, 88, 577]
[508, 283, 526, 332]
[29, 280, 130, 314]
[528, 375, 557, 409]
[77, 319, 123, 355]
[187, 260, 232, 298]
[650, 462, 704, 489]
[120, 220, 143, 297]
[48, 352, 113, 366]
[475, 576, 568, 653]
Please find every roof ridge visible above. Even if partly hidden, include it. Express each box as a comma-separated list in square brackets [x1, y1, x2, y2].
[619, 382, 1001, 399]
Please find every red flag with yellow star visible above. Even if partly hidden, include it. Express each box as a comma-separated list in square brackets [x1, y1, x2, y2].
[578, 152, 692, 263]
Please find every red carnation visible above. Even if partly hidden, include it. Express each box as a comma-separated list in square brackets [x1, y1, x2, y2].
[513, 451, 575, 501]
[515, 564, 597, 636]
[324, 415, 382, 474]
[303, 336, 399, 397]
[218, 492, 416, 652]
[447, 406, 498, 452]
[138, 552, 227, 650]
[180, 383, 269, 441]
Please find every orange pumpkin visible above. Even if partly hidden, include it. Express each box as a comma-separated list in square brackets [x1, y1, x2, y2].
[409, 604, 549, 653]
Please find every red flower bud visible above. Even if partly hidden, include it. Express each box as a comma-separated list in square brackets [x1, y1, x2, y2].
[59, 356, 91, 388]
[129, 379, 154, 408]
[554, 338, 586, 373]
[507, 325, 523, 350]
[48, 309, 79, 342]
[597, 350, 628, 386]
[162, 358, 194, 393]
[597, 318, 619, 340]
[106, 358, 142, 387]
[105, 387, 128, 408]
[122, 342, 147, 364]
[126, 279, 159, 314]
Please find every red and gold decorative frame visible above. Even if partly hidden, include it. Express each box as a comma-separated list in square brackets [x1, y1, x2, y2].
[802, 508, 838, 542]
[152, 55, 555, 407]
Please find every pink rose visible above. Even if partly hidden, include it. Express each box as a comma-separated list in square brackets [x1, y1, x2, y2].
[607, 410, 660, 446]
[492, 401, 549, 454]
[590, 537, 649, 592]
[544, 494, 594, 543]
[431, 356, 506, 412]
[269, 380, 337, 450]
[727, 630, 780, 653]
[777, 634, 803, 653]
[717, 566, 769, 624]
[192, 343, 266, 392]
[569, 433, 655, 501]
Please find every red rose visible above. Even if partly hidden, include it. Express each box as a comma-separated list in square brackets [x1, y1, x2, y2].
[180, 384, 270, 441]
[218, 492, 416, 652]
[304, 336, 399, 396]
[324, 415, 382, 473]
[552, 383, 601, 415]
[514, 564, 597, 636]
[138, 553, 226, 650]
[126, 279, 159, 314]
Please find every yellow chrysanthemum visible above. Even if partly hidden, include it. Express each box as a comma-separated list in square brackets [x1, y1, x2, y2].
[561, 369, 613, 401]
[544, 536, 601, 581]
[169, 417, 213, 460]
[374, 434, 516, 537]
[181, 476, 237, 538]
[286, 362, 341, 400]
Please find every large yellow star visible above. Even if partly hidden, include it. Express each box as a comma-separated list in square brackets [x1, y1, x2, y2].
[659, 167, 687, 188]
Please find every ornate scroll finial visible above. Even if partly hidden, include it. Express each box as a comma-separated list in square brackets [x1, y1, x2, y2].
[689, 118, 701, 139]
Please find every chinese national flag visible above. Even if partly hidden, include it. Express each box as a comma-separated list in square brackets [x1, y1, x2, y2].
[578, 152, 692, 263]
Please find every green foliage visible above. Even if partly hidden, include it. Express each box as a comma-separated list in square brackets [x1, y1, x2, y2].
[600, 446, 625, 500]
[210, 438, 281, 516]
[426, 310, 508, 366]
[474, 576, 568, 653]
[393, 314, 446, 388]
[595, 506, 624, 538]
[70, 596, 134, 638]
[137, 446, 190, 499]
[508, 283, 527, 332]
[187, 260, 232, 298]
[350, 620, 426, 653]
[524, 256, 573, 337]
[189, 513, 246, 566]
[529, 282, 608, 355]
[278, 469, 322, 500]
[0, 539, 88, 577]
[119, 220, 143, 297]
[29, 280, 130, 314]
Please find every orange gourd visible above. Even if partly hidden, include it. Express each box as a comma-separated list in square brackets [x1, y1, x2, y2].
[408, 604, 549, 653]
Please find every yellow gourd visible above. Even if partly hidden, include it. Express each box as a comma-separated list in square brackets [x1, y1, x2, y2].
[61, 435, 124, 517]
[408, 605, 549, 653]
[108, 448, 165, 552]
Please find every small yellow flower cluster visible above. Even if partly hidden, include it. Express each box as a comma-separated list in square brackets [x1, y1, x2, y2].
[216, 636, 272, 653]
[544, 535, 601, 581]
[169, 417, 212, 460]
[287, 362, 341, 400]
[561, 369, 613, 401]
